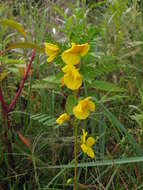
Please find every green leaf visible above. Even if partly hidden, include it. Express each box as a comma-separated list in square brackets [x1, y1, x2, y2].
[95, 63, 120, 77]
[65, 95, 77, 115]
[7, 67, 19, 74]
[80, 65, 95, 83]
[40, 156, 143, 169]
[8, 42, 45, 53]
[90, 80, 125, 92]
[101, 104, 142, 154]
[41, 74, 62, 89]
[0, 57, 25, 65]
[42, 75, 61, 85]
[32, 82, 59, 90]
[30, 113, 56, 127]
[0, 19, 26, 39]
[128, 41, 143, 47]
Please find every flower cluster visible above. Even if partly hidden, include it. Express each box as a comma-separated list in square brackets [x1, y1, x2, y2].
[45, 42, 95, 158]
[61, 43, 89, 90]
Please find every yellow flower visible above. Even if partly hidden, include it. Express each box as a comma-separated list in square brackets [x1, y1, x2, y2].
[61, 43, 89, 65]
[56, 113, 70, 125]
[45, 43, 60, 62]
[61, 65, 82, 90]
[73, 97, 95, 120]
[81, 129, 95, 158]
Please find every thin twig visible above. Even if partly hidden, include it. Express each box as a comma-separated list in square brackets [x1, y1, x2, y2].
[7, 49, 36, 113]
[0, 49, 36, 170]
[74, 122, 78, 190]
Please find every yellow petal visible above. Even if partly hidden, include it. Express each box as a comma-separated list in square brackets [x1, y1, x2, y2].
[81, 129, 88, 144]
[73, 105, 89, 120]
[86, 137, 95, 147]
[62, 65, 75, 73]
[84, 97, 95, 110]
[87, 100, 95, 112]
[80, 144, 88, 153]
[61, 52, 80, 65]
[62, 66, 82, 90]
[73, 97, 95, 119]
[70, 43, 89, 56]
[45, 43, 59, 52]
[86, 147, 95, 158]
[61, 43, 89, 65]
[45, 43, 59, 63]
[47, 53, 57, 63]
[79, 43, 89, 56]
[56, 117, 63, 125]
[56, 113, 70, 125]
[63, 73, 82, 90]
[68, 43, 89, 55]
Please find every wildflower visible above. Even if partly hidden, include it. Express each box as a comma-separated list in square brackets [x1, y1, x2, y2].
[73, 97, 95, 120]
[56, 113, 70, 125]
[81, 129, 95, 158]
[45, 43, 60, 63]
[61, 43, 89, 65]
[61, 65, 82, 90]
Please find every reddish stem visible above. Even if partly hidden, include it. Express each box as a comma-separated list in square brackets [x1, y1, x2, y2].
[7, 49, 36, 113]
[0, 49, 36, 170]
[0, 87, 12, 167]
[0, 87, 11, 129]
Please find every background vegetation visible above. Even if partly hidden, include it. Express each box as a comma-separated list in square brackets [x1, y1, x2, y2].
[1, 0, 143, 189]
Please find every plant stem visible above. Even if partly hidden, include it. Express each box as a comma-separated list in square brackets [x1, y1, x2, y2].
[0, 49, 36, 170]
[7, 49, 36, 113]
[32, 155, 41, 190]
[4, 118, 14, 169]
[0, 88, 11, 130]
[74, 121, 78, 190]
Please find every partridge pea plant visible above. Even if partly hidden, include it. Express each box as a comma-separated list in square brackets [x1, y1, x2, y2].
[45, 42, 95, 190]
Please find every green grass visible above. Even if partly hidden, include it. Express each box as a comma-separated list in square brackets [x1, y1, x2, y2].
[1, 0, 143, 189]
